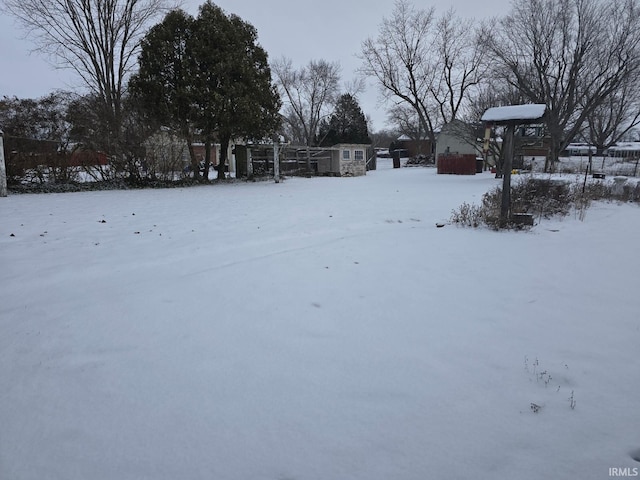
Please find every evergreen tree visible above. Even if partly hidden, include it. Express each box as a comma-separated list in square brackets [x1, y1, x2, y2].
[191, 1, 281, 180]
[129, 10, 201, 176]
[131, 2, 281, 181]
[318, 94, 371, 146]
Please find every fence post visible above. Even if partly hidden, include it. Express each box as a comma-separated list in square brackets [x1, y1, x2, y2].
[273, 141, 280, 183]
[0, 129, 7, 197]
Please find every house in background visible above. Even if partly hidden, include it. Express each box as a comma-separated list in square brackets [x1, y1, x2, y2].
[607, 142, 640, 158]
[562, 142, 596, 157]
[516, 124, 549, 158]
[393, 134, 433, 159]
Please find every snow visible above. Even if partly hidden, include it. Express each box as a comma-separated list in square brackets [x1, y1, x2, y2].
[610, 142, 640, 151]
[1, 161, 639, 480]
[481, 104, 546, 123]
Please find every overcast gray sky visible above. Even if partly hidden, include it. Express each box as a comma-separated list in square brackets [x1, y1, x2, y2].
[0, 0, 508, 131]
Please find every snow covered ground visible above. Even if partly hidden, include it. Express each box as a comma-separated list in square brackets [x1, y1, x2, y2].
[1, 160, 639, 480]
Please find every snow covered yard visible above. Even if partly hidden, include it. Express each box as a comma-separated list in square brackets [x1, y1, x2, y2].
[1, 164, 639, 480]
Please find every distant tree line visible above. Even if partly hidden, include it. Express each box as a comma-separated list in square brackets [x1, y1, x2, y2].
[1, 0, 639, 186]
[361, 0, 640, 171]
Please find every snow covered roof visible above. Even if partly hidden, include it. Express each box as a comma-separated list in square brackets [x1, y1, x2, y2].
[396, 134, 431, 141]
[609, 142, 640, 151]
[481, 104, 546, 124]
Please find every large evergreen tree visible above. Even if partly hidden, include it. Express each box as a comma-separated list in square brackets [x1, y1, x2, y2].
[129, 10, 200, 175]
[191, 2, 281, 180]
[318, 94, 371, 146]
[131, 2, 281, 181]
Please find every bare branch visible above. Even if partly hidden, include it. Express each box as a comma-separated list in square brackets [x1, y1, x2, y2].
[485, 0, 640, 168]
[272, 57, 341, 147]
[359, 1, 486, 145]
[2, 0, 172, 151]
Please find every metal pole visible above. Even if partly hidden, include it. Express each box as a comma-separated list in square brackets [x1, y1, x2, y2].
[0, 129, 7, 197]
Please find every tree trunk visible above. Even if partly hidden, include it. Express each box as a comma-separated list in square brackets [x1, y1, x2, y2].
[202, 139, 212, 182]
[545, 137, 562, 173]
[543, 154, 550, 174]
[217, 136, 230, 180]
[186, 135, 199, 180]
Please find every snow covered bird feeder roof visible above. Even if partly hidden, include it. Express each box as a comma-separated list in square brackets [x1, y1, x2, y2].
[479, 104, 546, 227]
[481, 104, 546, 125]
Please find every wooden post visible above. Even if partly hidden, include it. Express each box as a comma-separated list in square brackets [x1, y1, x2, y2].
[583, 147, 592, 194]
[273, 141, 280, 183]
[483, 126, 491, 172]
[0, 129, 7, 197]
[305, 146, 311, 177]
[247, 148, 253, 178]
[500, 124, 515, 226]
[481, 104, 546, 227]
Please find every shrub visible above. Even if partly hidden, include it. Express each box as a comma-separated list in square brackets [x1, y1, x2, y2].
[511, 178, 574, 218]
[451, 175, 639, 230]
[449, 201, 485, 228]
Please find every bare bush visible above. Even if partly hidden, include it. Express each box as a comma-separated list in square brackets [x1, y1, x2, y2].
[452, 175, 639, 229]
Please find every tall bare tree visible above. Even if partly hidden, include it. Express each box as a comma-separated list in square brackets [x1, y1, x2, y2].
[464, 84, 527, 125]
[485, 0, 640, 171]
[431, 9, 488, 125]
[584, 74, 640, 154]
[272, 57, 341, 147]
[359, 1, 486, 146]
[1, 0, 170, 161]
[387, 104, 424, 143]
[271, 57, 341, 173]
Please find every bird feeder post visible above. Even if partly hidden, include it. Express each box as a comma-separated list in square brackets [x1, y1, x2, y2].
[500, 123, 515, 226]
[480, 104, 546, 228]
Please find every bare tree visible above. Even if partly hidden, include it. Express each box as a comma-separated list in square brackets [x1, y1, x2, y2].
[485, 0, 640, 171]
[623, 128, 640, 142]
[431, 9, 488, 124]
[369, 128, 398, 151]
[463, 82, 527, 125]
[360, 1, 436, 144]
[387, 104, 424, 143]
[463, 84, 530, 175]
[272, 57, 341, 147]
[1, 0, 170, 160]
[271, 57, 340, 173]
[359, 1, 486, 146]
[585, 74, 640, 154]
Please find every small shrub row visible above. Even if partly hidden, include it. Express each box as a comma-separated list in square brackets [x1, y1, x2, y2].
[7, 177, 204, 194]
[451, 175, 640, 230]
